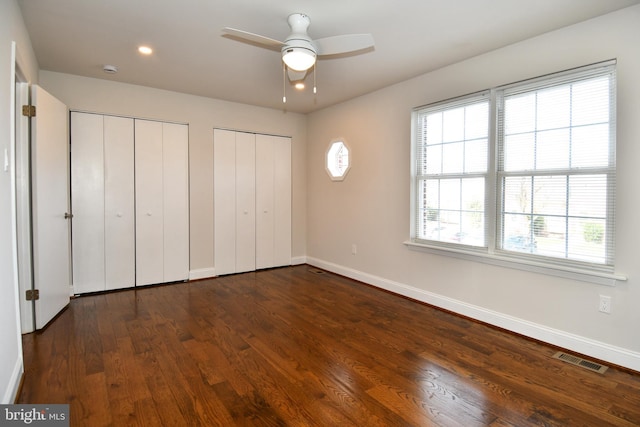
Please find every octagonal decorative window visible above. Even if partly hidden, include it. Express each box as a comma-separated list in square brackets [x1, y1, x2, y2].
[326, 139, 350, 181]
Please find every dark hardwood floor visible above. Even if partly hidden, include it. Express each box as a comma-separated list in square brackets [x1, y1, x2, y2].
[18, 265, 640, 426]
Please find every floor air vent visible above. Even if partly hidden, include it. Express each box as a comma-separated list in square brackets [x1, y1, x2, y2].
[552, 351, 609, 374]
[308, 268, 325, 275]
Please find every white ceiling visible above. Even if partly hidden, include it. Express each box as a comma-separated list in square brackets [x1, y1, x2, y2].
[18, 0, 640, 114]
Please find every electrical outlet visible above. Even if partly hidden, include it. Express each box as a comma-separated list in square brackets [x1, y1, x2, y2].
[599, 295, 612, 314]
[351, 244, 357, 255]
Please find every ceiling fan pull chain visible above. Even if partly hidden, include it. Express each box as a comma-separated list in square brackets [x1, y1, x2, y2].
[313, 62, 317, 94]
[282, 63, 287, 103]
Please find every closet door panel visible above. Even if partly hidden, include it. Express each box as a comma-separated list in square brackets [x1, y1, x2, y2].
[71, 112, 105, 294]
[162, 122, 189, 282]
[213, 129, 237, 276]
[214, 130, 291, 275]
[255, 135, 275, 270]
[273, 136, 292, 267]
[104, 116, 135, 290]
[135, 120, 164, 286]
[235, 132, 256, 273]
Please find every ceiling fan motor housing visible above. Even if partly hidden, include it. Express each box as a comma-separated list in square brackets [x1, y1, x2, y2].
[282, 38, 316, 56]
[282, 13, 317, 66]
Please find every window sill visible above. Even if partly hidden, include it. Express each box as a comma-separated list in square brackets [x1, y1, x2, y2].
[403, 240, 626, 286]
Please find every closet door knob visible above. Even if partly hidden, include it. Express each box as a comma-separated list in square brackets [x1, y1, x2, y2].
[116, 212, 123, 217]
[146, 212, 152, 216]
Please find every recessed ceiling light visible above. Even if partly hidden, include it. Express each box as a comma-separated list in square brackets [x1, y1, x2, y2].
[138, 46, 153, 55]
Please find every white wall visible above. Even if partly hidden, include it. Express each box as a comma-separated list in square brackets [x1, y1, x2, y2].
[40, 72, 308, 279]
[0, 0, 39, 403]
[306, 5, 640, 371]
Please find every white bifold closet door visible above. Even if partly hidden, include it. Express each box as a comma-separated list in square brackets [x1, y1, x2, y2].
[104, 116, 136, 289]
[256, 134, 291, 270]
[213, 129, 256, 275]
[213, 129, 291, 276]
[235, 132, 257, 273]
[162, 122, 190, 282]
[135, 120, 189, 286]
[213, 129, 237, 276]
[71, 112, 135, 293]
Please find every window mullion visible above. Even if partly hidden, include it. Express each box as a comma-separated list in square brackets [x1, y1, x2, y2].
[487, 89, 498, 254]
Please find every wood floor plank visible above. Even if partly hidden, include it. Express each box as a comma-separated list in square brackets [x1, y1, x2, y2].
[17, 265, 640, 426]
[73, 372, 112, 427]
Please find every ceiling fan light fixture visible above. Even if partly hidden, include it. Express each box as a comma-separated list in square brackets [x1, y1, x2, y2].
[282, 47, 316, 71]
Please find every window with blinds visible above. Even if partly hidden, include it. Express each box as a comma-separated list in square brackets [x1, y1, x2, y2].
[497, 63, 616, 269]
[411, 60, 616, 273]
[414, 94, 490, 247]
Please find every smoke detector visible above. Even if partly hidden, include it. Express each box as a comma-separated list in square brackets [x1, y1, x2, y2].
[103, 64, 118, 74]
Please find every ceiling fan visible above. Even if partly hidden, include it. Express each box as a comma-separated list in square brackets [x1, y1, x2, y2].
[222, 13, 375, 85]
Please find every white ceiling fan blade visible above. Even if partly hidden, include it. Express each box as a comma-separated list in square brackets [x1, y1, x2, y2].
[222, 27, 284, 49]
[314, 34, 374, 56]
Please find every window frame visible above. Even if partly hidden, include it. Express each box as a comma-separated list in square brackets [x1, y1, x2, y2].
[408, 60, 625, 285]
[411, 91, 492, 252]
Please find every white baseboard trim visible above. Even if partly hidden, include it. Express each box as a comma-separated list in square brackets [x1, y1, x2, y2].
[2, 357, 23, 404]
[291, 256, 307, 265]
[306, 257, 640, 373]
[190, 259, 308, 280]
[189, 268, 216, 281]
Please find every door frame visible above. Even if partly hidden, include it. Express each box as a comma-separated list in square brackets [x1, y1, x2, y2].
[14, 68, 34, 334]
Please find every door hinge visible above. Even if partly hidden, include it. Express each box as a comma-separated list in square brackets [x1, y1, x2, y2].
[22, 105, 36, 117]
[26, 289, 40, 301]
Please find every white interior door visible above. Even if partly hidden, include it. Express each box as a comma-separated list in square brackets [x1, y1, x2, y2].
[31, 85, 71, 329]
[71, 112, 105, 294]
[213, 129, 237, 276]
[135, 119, 164, 286]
